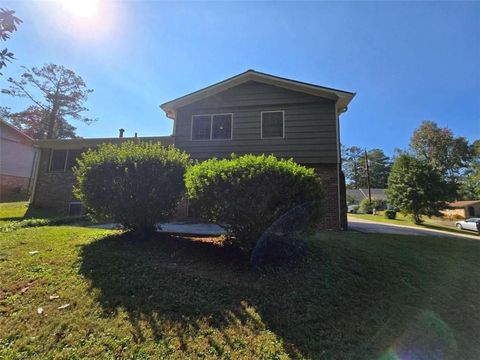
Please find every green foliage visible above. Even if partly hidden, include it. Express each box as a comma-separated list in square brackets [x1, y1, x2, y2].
[387, 154, 449, 224]
[409, 121, 472, 195]
[0, 215, 88, 232]
[74, 141, 190, 233]
[358, 198, 385, 214]
[342, 146, 391, 189]
[384, 210, 397, 220]
[185, 154, 324, 251]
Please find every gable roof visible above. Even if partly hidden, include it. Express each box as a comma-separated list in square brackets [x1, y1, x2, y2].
[347, 188, 386, 202]
[0, 119, 34, 143]
[160, 70, 355, 120]
[448, 200, 480, 208]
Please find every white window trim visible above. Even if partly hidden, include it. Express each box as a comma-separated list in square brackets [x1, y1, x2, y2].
[191, 113, 233, 141]
[261, 110, 285, 139]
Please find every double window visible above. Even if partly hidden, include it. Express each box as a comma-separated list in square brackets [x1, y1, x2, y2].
[49, 149, 84, 172]
[190, 110, 285, 140]
[191, 114, 233, 140]
[261, 111, 284, 139]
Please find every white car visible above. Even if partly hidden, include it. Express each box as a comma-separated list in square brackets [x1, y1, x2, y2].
[455, 218, 480, 232]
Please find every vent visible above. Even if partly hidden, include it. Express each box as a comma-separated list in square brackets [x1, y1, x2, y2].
[69, 202, 85, 216]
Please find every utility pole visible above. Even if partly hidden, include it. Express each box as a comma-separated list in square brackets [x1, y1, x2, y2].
[364, 149, 371, 202]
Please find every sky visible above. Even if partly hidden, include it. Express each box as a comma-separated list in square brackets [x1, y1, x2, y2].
[1, 0, 479, 156]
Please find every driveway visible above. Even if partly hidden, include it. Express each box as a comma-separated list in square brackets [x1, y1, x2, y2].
[348, 216, 480, 240]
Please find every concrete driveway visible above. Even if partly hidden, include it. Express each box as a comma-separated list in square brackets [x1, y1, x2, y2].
[348, 216, 480, 240]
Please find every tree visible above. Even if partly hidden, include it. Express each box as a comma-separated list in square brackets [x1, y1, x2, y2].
[387, 154, 449, 224]
[342, 146, 391, 189]
[0, 8, 22, 75]
[342, 146, 365, 188]
[410, 121, 471, 191]
[1, 106, 77, 139]
[459, 139, 480, 200]
[366, 148, 391, 188]
[2, 64, 94, 139]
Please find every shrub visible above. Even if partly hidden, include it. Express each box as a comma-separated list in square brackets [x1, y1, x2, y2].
[358, 198, 385, 214]
[384, 210, 397, 219]
[185, 154, 324, 251]
[74, 141, 190, 234]
[0, 215, 89, 233]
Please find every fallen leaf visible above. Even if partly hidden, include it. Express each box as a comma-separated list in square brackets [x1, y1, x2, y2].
[29, 251, 39, 255]
[57, 303, 70, 310]
[20, 286, 30, 293]
[37, 307, 44, 315]
[49, 295, 59, 300]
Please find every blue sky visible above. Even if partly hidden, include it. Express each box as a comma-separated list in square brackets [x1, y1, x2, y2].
[2, 1, 479, 156]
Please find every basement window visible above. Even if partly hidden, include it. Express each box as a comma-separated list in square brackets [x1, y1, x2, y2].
[261, 111, 284, 139]
[192, 114, 233, 140]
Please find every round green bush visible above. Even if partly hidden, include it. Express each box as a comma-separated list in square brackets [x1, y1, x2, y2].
[74, 141, 190, 233]
[384, 209, 397, 219]
[185, 154, 324, 251]
[359, 198, 385, 214]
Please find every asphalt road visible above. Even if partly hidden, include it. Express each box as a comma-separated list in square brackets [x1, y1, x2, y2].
[348, 216, 480, 240]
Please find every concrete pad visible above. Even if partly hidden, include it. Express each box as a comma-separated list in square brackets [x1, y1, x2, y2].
[156, 222, 226, 236]
[88, 221, 226, 236]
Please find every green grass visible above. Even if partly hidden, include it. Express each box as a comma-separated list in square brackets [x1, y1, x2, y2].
[0, 202, 61, 226]
[349, 212, 479, 237]
[1, 220, 479, 359]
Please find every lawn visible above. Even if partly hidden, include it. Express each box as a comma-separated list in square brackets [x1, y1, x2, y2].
[349, 211, 480, 237]
[0, 205, 479, 359]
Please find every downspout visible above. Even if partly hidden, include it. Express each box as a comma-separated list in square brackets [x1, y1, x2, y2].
[335, 102, 343, 230]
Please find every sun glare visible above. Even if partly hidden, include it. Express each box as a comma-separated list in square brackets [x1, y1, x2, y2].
[62, 0, 99, 19]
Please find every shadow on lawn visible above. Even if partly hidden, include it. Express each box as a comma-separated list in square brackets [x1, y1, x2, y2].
[79, 232, 459, 359]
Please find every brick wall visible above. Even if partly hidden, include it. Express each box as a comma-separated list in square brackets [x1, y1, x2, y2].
[32, 150, 77, 213]
[0, 174, 30, 200]
[306, 164, 347, 230]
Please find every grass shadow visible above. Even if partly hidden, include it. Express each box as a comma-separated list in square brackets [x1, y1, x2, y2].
[79, 231, 476, 358]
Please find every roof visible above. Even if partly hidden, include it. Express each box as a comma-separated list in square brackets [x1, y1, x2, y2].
[448, 200, 480, 208]
[0, 119, 34, 143]
[160, 69, 355, 120]
[347, 189, 387, 202]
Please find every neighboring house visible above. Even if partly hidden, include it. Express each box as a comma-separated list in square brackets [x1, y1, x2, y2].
[0, 120, 39, 200]
[441, 200, 480, 219]
[346, 188, 386, 204]
[30, 70, 355, 229]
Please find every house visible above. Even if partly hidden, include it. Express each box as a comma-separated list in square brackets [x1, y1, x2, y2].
[346, 188, 386, 205]
[441, 200, 480, 219]
[0, 120, 39, 201]
[30, 70, 355, 229]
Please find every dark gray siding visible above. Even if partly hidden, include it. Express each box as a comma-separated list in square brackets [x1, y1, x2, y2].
[174, 81, 338, 164]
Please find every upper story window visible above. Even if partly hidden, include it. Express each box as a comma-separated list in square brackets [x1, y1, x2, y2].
[261, 111, 284, 139]
[192, 114, 233, 140]
[49, 149, 83, 172]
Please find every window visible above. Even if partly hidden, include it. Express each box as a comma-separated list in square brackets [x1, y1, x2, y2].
[49, 150, 67, 171]
[192, 115, 211, 140]
[49, 149, 84, 172]
[212, 114, 232, 139]
[261, 111, 284, 138]
[66, 149, 83, 169]
[192, 114, 232, 140]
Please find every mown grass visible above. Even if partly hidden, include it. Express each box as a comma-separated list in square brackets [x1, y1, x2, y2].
[0, 202, 61, 226]
[349, 212, 479, 237]
[1, 219, 479, 359]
